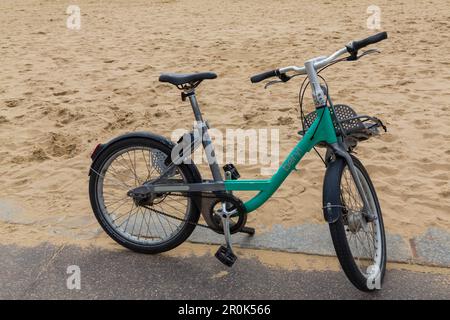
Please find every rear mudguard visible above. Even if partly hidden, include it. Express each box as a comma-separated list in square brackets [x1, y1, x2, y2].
[322, 155, 346, 224]
[88, 131, 202, 183]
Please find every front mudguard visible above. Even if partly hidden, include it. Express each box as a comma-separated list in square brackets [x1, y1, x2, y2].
[88, 131, 202, 183]
[322, 155, 346, 224]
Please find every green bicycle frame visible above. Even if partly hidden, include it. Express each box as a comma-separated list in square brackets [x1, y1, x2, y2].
[224, 106, 337, 213]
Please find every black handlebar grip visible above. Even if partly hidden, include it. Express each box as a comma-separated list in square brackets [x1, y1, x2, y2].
[250, 69, 278, 83]
[348, 32, 388, 53]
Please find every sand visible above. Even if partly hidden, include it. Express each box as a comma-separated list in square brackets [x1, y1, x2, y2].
[1, 0, 450, 248]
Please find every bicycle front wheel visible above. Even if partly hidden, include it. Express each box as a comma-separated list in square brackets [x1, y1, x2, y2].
[323, 155, 386, 291]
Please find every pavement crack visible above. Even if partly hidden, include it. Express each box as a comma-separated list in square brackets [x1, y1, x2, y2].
[19, 243, 66, 299]
[409, 238, 418, 259]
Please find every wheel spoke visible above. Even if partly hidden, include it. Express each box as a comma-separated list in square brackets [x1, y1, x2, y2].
[339, 163, 383, 278]
[96, 145, 190, 246]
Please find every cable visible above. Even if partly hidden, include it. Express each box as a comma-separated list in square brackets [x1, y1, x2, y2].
[313, 146, 326, 165]
[297, 58, 345, 132]
[297, 62, 343, 167]
[309, 75, 329, 141]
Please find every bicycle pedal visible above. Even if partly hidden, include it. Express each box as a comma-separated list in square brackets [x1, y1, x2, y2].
[215, 245, 237, 267]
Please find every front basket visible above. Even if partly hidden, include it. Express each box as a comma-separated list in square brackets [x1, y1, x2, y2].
[299, 104, 387, 148]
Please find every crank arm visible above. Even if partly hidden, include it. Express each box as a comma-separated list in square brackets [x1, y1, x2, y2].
[214, 203, 238, 267]
[221, 211, 233, 251]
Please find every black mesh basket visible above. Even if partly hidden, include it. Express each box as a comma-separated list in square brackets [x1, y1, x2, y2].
[299, 104, 386, 148]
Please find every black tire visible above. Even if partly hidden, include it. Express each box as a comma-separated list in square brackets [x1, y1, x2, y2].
[89, 136, 201, 254]
[323, 155, 386, 292]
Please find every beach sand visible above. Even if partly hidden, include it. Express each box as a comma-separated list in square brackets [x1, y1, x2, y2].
[0, 0, 449, 247]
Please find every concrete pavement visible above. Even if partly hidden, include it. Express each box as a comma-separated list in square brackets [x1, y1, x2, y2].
[1, 243, 449, 300]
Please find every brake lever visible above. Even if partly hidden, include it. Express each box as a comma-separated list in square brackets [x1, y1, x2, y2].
[358, 48, 380, 59]
[264, 73, 292, 89]
[347, 48, 380, 61]
[264, 79, 283, 89]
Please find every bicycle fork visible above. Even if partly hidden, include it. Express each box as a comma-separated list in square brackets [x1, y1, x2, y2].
[329, 142, 375, 222]
[306, 58, 374, 223]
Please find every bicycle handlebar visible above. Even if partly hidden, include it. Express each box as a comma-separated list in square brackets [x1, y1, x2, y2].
[346, 32, 387, 53]
[250, 32, 388, 83]
[250, 69, 279, 83]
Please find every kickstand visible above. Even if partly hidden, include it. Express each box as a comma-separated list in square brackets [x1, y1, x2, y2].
[239, 226, 255, 235]
[215, 203, 238, 267]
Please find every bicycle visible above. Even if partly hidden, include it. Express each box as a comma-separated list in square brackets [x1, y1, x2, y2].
[89, 32, 389, 291]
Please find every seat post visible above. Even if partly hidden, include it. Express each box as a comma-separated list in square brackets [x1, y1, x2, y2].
[186, 90, 204, 122]
[184, 89, 223, 182]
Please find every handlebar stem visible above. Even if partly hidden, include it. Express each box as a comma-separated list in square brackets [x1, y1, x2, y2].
[305, 59, 327, 107]
[278, 47, 349, 108]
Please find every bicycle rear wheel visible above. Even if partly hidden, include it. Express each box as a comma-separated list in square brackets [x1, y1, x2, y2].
[89, 136, 201, 254]
[323, 155, 386, 291]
